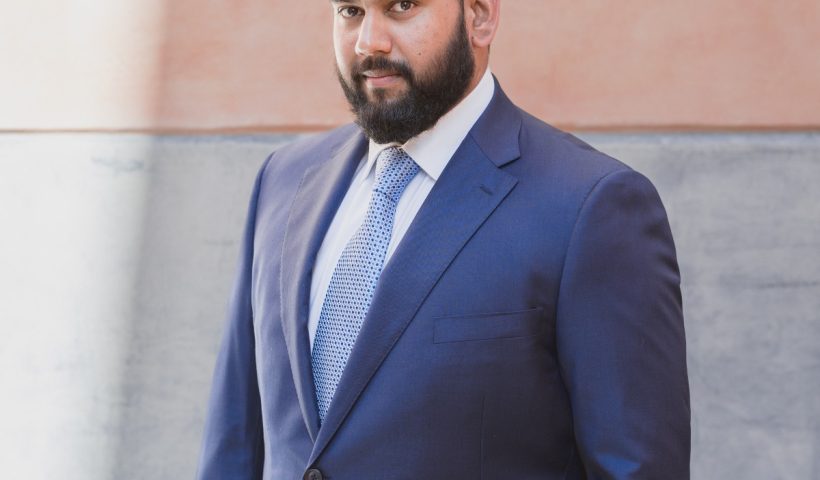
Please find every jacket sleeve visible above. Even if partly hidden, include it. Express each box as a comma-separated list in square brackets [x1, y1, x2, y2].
[196, 156, 272, 480]
[556, 168, 691, 479]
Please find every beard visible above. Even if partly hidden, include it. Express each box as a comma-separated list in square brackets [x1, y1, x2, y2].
[336, 13, 476, 145]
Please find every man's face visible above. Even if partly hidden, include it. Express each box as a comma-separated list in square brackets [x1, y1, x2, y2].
[332, 0, 475, 144]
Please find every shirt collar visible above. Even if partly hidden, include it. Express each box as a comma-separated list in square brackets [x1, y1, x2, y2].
[365, 68, 495, 181]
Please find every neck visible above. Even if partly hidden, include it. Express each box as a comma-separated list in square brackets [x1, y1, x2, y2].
[462, 51, 490, 103]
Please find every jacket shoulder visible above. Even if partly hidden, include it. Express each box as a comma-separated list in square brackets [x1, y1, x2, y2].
[505, 108, 668, 224]
[275, 124, 360, 158]
[255, 123, 360, 180]
[516, 109, 631, 181]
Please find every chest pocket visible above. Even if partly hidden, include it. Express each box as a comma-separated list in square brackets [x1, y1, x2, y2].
[433, 307, 545, 344]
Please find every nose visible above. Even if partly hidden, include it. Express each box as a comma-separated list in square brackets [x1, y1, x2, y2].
[354, 13, 392, 56]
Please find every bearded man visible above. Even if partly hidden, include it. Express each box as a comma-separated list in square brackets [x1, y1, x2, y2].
[196, 1, 691, 479]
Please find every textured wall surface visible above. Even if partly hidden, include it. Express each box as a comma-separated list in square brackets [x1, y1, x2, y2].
[1, 132, 817, 479]
[2, 1, 820, 130]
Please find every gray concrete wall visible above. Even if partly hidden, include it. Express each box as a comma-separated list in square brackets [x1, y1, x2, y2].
[0, 132, 817, 479]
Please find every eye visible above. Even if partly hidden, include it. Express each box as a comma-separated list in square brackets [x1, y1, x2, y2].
[337, 6, 363, 18]
[389, 1, 415, 13]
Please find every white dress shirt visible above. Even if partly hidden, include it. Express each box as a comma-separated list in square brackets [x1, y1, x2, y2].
[308, 68, 495, 348]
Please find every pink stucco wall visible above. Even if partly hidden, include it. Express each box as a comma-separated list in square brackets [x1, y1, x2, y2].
[2, 1, 819, 131]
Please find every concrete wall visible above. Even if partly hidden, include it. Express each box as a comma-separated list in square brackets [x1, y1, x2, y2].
[1, 133, 817, 479]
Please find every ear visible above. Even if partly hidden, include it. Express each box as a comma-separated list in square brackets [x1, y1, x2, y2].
[465, 0, 500, 48]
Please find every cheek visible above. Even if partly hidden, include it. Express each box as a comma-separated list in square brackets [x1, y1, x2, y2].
[396, 16, 440, 60]
[333, 37, 352, 75]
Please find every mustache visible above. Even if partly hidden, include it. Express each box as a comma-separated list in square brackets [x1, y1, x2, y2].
[351, 56, 413, 82]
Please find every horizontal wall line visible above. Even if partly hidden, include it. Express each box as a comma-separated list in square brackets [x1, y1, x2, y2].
[2, 125, 820, 135]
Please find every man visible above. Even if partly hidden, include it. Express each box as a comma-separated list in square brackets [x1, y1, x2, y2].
[197, 0, 690, 478]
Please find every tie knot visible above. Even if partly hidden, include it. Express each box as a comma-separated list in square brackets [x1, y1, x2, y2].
[373, 147, 419, 203]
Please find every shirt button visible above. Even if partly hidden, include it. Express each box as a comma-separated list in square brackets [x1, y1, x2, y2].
[304, 468, 323, 480]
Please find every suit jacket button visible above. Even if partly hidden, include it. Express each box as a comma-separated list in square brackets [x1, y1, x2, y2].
[304, 468, 323, 480]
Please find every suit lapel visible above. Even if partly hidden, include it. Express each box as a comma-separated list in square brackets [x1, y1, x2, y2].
[280, 130, 367, 442]
[309, 85, 523, 463]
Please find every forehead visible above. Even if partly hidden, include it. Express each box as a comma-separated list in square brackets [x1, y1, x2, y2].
[328, 0, 390, 5]
[328, 0, 459, 7]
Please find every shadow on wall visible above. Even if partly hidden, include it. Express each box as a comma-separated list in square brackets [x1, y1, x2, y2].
[108, 135, 290, 479]
[103, 1, 320, 477]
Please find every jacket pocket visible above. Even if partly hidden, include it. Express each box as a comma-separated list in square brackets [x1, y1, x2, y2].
[433, 307, 544, 344]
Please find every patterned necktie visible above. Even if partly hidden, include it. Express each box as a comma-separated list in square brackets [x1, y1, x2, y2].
[311, 146, 419, 422]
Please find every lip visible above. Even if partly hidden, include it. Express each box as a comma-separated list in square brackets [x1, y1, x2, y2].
[362, 71, 403, 88]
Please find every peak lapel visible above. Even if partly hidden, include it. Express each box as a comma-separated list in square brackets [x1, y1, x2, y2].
[309, 88, 523, 462]
[280, 130, 367, 442]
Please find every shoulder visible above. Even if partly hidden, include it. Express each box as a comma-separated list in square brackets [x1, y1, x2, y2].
[274, 123, 360, 160]
[516, 108, 631, 183]
[258, 123, 362, 181]
[503, 105, 664, 223]
[477, 81, 630, 185]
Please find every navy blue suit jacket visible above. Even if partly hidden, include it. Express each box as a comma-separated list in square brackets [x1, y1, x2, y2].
[197, 82, 690, 479]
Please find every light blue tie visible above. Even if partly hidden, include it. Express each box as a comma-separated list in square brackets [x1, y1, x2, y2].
[312, 146, 419, 422]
